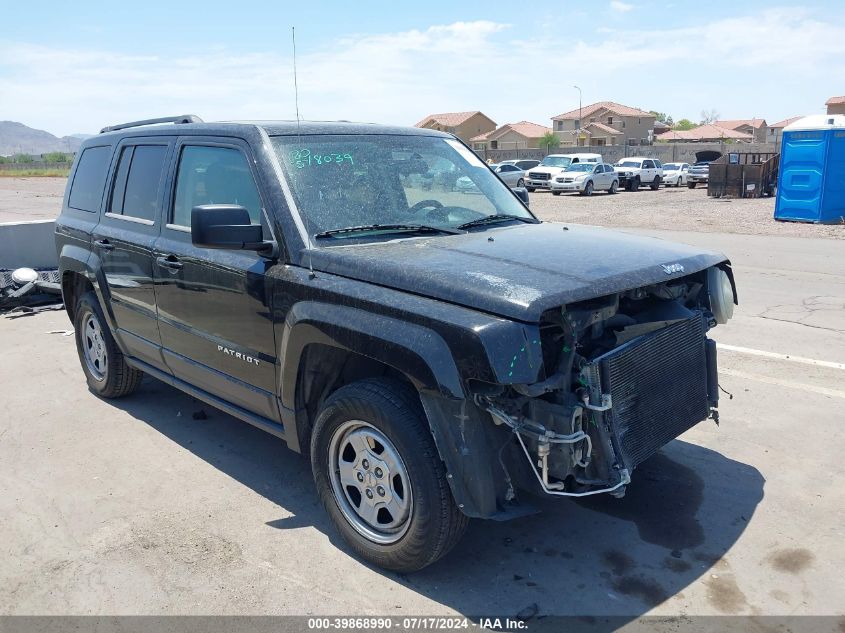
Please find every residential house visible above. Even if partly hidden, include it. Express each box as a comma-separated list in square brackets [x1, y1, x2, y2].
[551, 101, 656, 146]
[414, 111, 497, 144]
[825, 96, 845, 115]
[657, 124, 753, 143]
[653, 120, 672, 136]
[469, 121, 552, 152]
[713, 119, 768, 143]
[767, 116, 803, 145]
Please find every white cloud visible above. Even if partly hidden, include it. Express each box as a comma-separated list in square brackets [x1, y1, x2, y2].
[610, 1, 635, 11]
[1, 9, 843, 136]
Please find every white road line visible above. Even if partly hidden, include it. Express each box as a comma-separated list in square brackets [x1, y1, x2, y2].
[720, 368, 845, 400]
[718, 343, 845, 371]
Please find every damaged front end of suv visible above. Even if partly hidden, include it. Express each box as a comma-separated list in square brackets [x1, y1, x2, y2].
[467, 264, 736, 506]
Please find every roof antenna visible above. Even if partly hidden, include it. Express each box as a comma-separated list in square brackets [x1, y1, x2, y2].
[292, 26, 315, 279]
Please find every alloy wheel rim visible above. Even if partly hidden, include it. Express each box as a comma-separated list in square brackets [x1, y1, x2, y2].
[328, 420, 413, 544]
[82, 312, 107, 381]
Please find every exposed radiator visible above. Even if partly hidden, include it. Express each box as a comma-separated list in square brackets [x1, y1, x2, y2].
[592, 315, 710, 469]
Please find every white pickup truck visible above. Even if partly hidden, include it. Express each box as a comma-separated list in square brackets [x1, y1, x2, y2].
[614, 157, 664, 191]
[525, 153, 602, 191]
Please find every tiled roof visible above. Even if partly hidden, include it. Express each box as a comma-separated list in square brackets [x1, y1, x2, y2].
[470, 121, 550, 142]
[660, 124, 753, 141]
[552, 101, 653, 120]
[415, 111, 487, 128]
[825, 96, 845, 105]
[714, 118, 766, 130]
[585, 121, 624, 135]
[770, 116, 803, 129]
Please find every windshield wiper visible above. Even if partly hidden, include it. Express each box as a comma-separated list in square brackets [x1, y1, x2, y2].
[457, 214, 539, 230]
[314, 223, 463, 239]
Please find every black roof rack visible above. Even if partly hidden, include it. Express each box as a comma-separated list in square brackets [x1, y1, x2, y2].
[99, 114, 203, 134]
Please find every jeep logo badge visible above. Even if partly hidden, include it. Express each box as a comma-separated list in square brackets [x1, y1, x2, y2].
[661, 263, 685, 274]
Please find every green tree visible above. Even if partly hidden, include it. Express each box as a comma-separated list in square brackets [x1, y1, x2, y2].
[650, 111, 674, 126]
[43, 152, 69, 164]
[674, 119, 695, 131]
[539, 131, 560, 154]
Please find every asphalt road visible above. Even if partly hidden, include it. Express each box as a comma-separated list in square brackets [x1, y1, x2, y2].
[1, 226, 843, 620]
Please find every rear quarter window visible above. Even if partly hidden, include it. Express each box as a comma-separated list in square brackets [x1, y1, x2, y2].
[68, 146, 112, 212]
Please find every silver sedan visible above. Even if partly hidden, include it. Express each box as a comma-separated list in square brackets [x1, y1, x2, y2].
[489, 163, 527, 188]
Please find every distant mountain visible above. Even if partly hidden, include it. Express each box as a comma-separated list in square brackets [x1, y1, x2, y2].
[0, 121, 88, 156]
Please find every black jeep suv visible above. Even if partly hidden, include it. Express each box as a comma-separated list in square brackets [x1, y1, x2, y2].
[56, 115, 737, 572]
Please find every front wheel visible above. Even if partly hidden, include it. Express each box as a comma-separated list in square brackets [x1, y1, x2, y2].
[688, 181, 696, 189]
[311, 378, 468, 573]
[580, 181, 594, 196]
[552, 190, 561, 196]
[516, 178, 525, 188]
[526, 187, 536, 192]
[73, 291, 143, 398]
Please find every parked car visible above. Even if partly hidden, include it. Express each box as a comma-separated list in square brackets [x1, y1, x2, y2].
[525, 153, 602, 191]
[499, 159, 541, 171]
[614, 157, 664, 191]
[490, 163, 527, 188]
[662, 163, 689, 187]
[56, 115, 736, 573]
[687, 161, 711, 188]
[550, 162, 619, 196]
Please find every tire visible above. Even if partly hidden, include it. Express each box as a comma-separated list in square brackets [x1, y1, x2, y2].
[516, 178, 525, 188]
[311, 378, 468, 573]
[688, 182, 696, 189]
[608, 180, 618, 194]
[650, 176, 661, 190]
[552, 191, 561, 196]
[580, 181, 594, 196]
[526, 187, 536, 193]
[73, 291, 143, 398]
[626, 176, 639, 192]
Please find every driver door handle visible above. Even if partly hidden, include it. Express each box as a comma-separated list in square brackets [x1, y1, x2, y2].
[94, 239, 114, 251]
[156, 255, 183, 271]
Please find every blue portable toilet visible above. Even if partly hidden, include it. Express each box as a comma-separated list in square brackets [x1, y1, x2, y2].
[775, 115, 845, 223]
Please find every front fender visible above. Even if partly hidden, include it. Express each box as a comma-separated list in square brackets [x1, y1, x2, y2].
[278, 301, 465, 409]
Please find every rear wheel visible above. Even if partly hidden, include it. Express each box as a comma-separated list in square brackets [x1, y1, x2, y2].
[311, 378, 468, 572]
[73, 291, 143, 398]
[608, 180, 618, 194]
[650, 176, 661, 190]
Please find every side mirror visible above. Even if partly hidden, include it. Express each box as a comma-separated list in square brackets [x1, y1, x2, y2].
[191, 205, 272, 254]
[512, 186, 530, 207]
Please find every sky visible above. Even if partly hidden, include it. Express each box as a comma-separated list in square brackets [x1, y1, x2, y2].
[2, 0, 844, 137]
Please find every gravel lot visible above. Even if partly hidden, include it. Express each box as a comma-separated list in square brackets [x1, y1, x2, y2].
[1, 178, 843, 242]
[528, 186, 845, 240]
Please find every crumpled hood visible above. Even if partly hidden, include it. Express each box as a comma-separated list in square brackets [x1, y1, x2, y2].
[307, 223, 728, 322]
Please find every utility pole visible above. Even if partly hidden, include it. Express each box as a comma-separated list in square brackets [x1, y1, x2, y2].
[574, 85, 582, 148]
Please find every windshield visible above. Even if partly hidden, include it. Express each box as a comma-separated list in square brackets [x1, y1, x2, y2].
[540, 156, 572, 168]
[616, 160, 641, 168]
[566, 163, 595, 172]
[663, 163, 680, 170]
[271, 134, 533, 240]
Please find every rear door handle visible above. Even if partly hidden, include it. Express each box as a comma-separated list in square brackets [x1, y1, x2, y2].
[94, 239, 114, 251]
[156, 255, 183, 271]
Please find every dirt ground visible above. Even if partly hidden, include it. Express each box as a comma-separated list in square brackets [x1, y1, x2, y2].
[1, 178, 843, 242]
[528, 186, 845, 240]
[0, 176, 66, 223]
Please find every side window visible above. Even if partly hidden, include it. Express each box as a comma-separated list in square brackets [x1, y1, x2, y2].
[68, 146, 111, 212]
[654, 160, 662, 168]
[109, 144, 168, 222]
[172, 146, 262, 228]
[643, 160, 654, 169]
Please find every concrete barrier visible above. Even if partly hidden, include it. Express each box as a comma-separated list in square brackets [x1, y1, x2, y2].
[0, 220, 58, 269]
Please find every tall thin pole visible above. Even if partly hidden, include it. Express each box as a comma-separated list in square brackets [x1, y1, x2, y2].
[574, 85, 582, 147]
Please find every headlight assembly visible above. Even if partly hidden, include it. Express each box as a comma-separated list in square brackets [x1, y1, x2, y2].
[707, 266, 735, 324]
